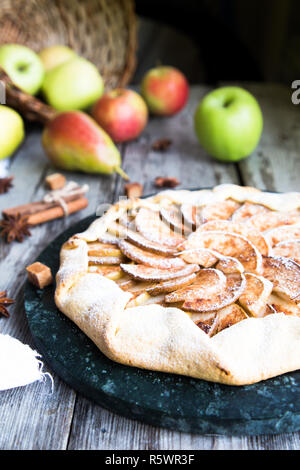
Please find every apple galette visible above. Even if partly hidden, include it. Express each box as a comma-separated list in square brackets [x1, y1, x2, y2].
[55, 185, 300, 385]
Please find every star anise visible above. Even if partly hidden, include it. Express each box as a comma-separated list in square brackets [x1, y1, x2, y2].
[0, 176, 14, 194]
[154, 176, 180, 188]
[152, 138, 172, 151]
[0, 213, 31, 243]
[0, 290, 15, 318]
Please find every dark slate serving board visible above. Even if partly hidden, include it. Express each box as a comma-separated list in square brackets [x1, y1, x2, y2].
[24, 215, 300, 436]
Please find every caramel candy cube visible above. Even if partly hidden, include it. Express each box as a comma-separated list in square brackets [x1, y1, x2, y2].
[45, 173, 66, 190]
[26, 262, 53, 289]
[124, 182, 143, 199]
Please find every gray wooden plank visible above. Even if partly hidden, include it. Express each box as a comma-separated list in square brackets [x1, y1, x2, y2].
[0, 129, 118, 450]
[68, 86, 240, 450]
[236, 83, 300, 192]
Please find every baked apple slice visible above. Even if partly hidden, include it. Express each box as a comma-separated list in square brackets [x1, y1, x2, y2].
[165, 268, 227, 304]
[267, 293, 300, 316]
[160, 205, 192, 236]
[125, 228, 176, 256]
[245, 211, 300, 232]
[263, 256, 300, 302]
[107, 221, 128, 238]
[210, 304, 248, 336]
[88, 255, 125, 265]
[180, 203, 201, 231]
[182, 273, 246, 312]
[87, 242, 122, 257]
[182, 231, 262, 273]
[88, 265, 123, 280]
[193, 312, 217, 336]
[238, 273, 273, 317]
[272, 239, 300, 263]
[197, 219, 270, 256]
[264, 224, 300, 247]
[120, 263, 200, 281]
[119, 240, 185, 269]
[231, 202, 271, 223]
[200, 200, 241, 223]
[135, 208, 185, 247]
[146, 272, 198, 296]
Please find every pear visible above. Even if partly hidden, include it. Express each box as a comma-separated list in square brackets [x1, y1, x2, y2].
[42, 111, 128, 178]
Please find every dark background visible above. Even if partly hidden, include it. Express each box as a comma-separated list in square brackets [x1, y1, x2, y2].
[134, 0, 299, 85]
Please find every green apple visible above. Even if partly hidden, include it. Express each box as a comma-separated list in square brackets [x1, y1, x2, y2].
[194, 86, 263, 162]
[39, 45, 76, 72]
[42, 57, 104, 111]
[0, 106, 24, 160]
[0, 44, 44, 95]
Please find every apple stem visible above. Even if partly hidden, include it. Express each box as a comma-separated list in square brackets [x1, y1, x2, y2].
[115, 166, 130, 180]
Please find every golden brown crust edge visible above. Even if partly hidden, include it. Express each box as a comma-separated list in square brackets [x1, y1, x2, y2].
[54, 185, 300, 385]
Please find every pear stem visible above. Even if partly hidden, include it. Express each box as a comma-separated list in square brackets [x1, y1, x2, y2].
[115, 166, 130, 180]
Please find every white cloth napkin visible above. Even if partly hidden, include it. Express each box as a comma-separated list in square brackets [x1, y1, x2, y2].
[0, 334, 53, 391]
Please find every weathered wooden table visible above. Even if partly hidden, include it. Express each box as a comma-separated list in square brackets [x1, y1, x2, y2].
[1, 84, 300, 450]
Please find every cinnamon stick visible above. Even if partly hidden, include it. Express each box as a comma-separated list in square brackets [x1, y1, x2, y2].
[27, 198, 88, 226]
[2, 193, 86, 218]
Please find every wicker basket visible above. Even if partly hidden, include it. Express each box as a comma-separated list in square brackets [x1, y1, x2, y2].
[0, 0, 137, 123]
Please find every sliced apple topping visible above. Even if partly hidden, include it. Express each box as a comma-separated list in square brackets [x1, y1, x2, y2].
[193, 312, 217, 336]
[182, 231, 262, 273]
[200, 200, 241, 223]
[135, 207, 185, 247]
[262, 256, 300, 302]
[87, 242, 122, 257]
[272, 239, 300, 263]
[267, 293, 300, 317]
[118, 240, 185, 269]
[264, 224, 300, 247]
[120, 263, 200, 282]
[196, 220, 270, 255]
[98, 232, 119, 245]
[165, 268, 227, 304]
[88, 265, 123, 280]
[181, 272, 246, 312]
[118, 209, 137, 229]
[88, 255, 125, 265]
[124, 228, 176, 256]
[107, 221, 128, 238]
[126, 292, 152, 308]
[180, 204, 201, 231]
[210, 304, 248, 336]
[231, 202, 271, 223]
[160, 205, 192, 236]
[146, 272, 198, 296]
[238, 273, 273, 317]
[245, 211, 300, 233]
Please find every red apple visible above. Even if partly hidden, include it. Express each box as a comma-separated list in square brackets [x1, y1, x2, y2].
[92, 88, 148, 143]
[141, 66, 189, 116]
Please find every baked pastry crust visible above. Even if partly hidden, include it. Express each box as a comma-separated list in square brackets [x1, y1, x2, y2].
[55, 185, 300, 385]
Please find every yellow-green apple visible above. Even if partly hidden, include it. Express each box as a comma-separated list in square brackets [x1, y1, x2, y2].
[42, 57, 104, 111]
[39, 45, 76, 72]
[92, 89, 148, 142]
[0, 105, 24, 160]
[194, 86, 263, 162]
[141, 66, 189, 116]
[0, 44, 44, 95]
[42, 111, 128, 178]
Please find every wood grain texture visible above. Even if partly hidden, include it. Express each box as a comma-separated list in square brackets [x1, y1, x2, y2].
[1, 84, 300, 450]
